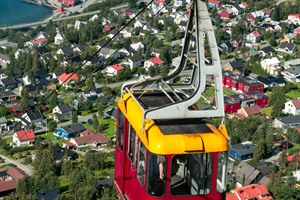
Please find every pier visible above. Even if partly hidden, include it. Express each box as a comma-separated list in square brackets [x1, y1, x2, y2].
[20, 0, 57, 10]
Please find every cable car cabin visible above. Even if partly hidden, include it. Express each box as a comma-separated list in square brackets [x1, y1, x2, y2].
[114, 92, 229, 200]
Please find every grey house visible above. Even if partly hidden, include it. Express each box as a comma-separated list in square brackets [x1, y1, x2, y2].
[52, 103, 73, 121]
[273, 115, 300, 130]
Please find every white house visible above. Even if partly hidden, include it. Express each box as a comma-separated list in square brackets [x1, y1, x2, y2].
[246, 31, 261, 43]
[12, 129, 35, 148]
[53, 103, 73, 121]
[0, 53, 10, 67]
[288, 14, 300, 25]
[281, 67, 300, 82]
[144, 57, 164, 71]
[283, 99, 300, 115]
[124, 54, 143, 70]
[54, 29, 64, 45]
[74, 20, 87, 30]
[130, 42, 145, 52]
[260, 57, 281, 76]
[106, 64, 124, 76]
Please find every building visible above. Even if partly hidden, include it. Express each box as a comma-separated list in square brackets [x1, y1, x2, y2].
[224, 96, 240, 114]
[144, 57, 164, 71]
[227, 184, 272, 200]
[276, 42, 298, 54]
[246, 31, 261, 43]
[288, 14, 300, 25]
[273, 115, 300, 130]
[58, 73, 79, 88]
[229, 143, 255, 161]
[55, 123, 86, 139]
[53, 103, 73, 121]
[12, 129, 35, 148]
[237, 105, 261, 117]
[283, 99, 300, 115]
[106, 64, 124, 76]
[0, 167, 26, 197]
[260, 57, 281, 76]
[281, 67, 300, 83]
[246, 91, 269, 108]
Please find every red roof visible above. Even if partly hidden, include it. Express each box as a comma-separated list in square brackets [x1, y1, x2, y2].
[111, 64, 124, 71]
[286, 152, 300, 162]
[7, 167, 26, 180]
[227, 184, 272, 200]
[241, 2, 248, 8]
[72, 131, 110, 146]
[288, 14, 300, 18]
[58, 73, 79, 84]
[64, 142, 75, 147]
[0, 180, 17, 193]
[252, 31, 261, 38]
[219, 10, 230, 18]
[150, 57, 164, 65]
[208, 0, 220, 4]
[156, 0, 164, 3]
[30, 37, 47, 45]
[294, 28, 300, 36]
[261, 8, 272, 15]
[292, 99, 300, 108]
[16, 129, 35, 141]
[243, 105, 261, 116]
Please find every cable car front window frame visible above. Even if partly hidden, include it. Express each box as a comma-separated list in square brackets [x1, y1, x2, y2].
[117, 111, 124, 151]
[217, 151, 228, 193]
[170, 153, 212, 196]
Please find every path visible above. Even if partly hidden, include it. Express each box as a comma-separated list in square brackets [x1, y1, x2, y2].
[0, 154, 33, 176]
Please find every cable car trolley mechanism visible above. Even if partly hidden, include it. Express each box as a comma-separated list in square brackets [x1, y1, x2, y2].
[114, 0, 229, 199]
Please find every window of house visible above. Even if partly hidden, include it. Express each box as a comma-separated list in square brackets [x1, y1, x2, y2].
[117, 111, 124, 151]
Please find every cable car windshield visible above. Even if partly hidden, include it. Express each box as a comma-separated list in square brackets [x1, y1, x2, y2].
[171, 153, 212, 196]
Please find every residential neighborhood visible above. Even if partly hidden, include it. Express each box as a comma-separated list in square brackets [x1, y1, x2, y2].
[0, 0, 299, 199]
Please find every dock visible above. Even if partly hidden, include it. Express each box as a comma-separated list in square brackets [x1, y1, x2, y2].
[20, 0, 57, 10]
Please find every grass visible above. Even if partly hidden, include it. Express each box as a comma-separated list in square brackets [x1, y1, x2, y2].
[285, 90, 300, 99]
[261, 107, 272, 115]
[39, 133, 65, 145]
[5, 138, 12, 145]
[102, 118, 116, 138]
[223, 87, 236, 96]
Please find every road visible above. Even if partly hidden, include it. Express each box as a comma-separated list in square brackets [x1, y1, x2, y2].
[0, 154, 33, 176]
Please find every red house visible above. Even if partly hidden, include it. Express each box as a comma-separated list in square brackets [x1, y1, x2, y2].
[294, 27, 300, 37]
[246, 13, 255, 22]
[223, 73, 243, 90]
[104, 23, 119, 32]
[219, 10, 230, 19]
[227, 184, 272, 200]
[224, 96, 240, 114]
[246, 91, 269, 108]
[237, 78, 264, 93]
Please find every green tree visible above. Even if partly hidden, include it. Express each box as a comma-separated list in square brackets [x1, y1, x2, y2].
[16, 176, 36, 197]
[72, 111, 78, 123]
[92, 114, 99, 131]
[85, 75, 95, 91]
[253, 139, 267, 161]
[48, 120, 57, 132]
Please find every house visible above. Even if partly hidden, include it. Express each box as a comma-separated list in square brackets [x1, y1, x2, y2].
[130, 42, 145, 52]
[227, 184, 272, 200]
[104, 23, 119, 31]
[124, 9, 137, 19]
[281, 67, 300, 82]
[219, 10, 230, 20]
[233, 161, 270, 187]
[237, 105, 261, 117]
[73, 44, 89, 54]
[276, 42, 298, 54]
[222, 71, 243, 90]
[224, 96, 240, 114]
[207, 0, 220, 8]
[231, 5, 243, 16]
[64, 130, 110, 149]
[53, 103, 73, 121]
[246, 13, 256, 22]
[273, 115, 300, 130]
[261, 8, 272, 17]
[126, 54, 143, 70]
[106, 64, 124, 76]
[99, 47, 120, 59]
[260, 57, 281, 76]
[12, 129, 35, 147]
[0, 77, 18, 91]
[246, 91, 269, 108]
[58, 73, 79, 88]
[257, 76, 286, 88]
[78, 89, 100, 103]
[56, 47, 73, 60]
[0, 117, 7, 132]
[283, 99, 300, 115]
[239, 2, 248, 10]
[105, 107, 118, 119]
[59, 0, 75, 7]
[224, 60, 244, 74]
[229, 143, 255, 161]
[55, 123, 86, 139]
[74, 20, 87, 30]
[288, 14, 300, 25]
[0, 53, 10, 67]
[0, 90, 17, 103]
[237, 78, 265, 93]
[246, 31, 261, 43]
[144, 57, 164, 71]
[259, 44, 276, 57]
[293, 27, 300, 37]
[25, 37, 47, 48]
[231, 39, 243, 48]
[0, 167, 26, 196]
[21, 110, 45, 126]
[231, 93, 255, 108]
[54, 30, 64, 45]
[219, 42, 234, 53]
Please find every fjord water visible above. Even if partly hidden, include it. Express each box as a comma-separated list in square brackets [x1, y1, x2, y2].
[0, 0, 53, 26]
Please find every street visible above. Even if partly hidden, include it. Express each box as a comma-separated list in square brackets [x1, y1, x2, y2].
[0, 155, 33, 176]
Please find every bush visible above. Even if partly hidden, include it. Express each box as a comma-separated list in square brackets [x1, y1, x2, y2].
[23, 156, 32, 165]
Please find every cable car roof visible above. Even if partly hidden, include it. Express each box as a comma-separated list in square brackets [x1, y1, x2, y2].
[119, 92, 229, 155]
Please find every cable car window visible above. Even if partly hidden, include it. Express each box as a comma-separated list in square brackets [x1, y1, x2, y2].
[117, 111, 124, 151]
[147, 152, 166, 197]
[217, 151, 228, 193]
[128, 125, 137, 164]
[137, 142, 146, 186]
[170, 153, 212, 196]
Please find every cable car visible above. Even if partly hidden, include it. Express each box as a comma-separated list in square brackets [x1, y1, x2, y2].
[114, 0, 229, 199]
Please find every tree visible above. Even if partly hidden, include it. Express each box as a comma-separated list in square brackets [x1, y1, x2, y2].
[48, 120, 57, 132]
[85, 75, 95, 91]
[253, 139, 267, 161]
[62, 160, 73, 178]
[148, 66, 156, 77]
[72, 111, 78, 123]
[16, 176, 36, 197]
[92, 114, 99, 131]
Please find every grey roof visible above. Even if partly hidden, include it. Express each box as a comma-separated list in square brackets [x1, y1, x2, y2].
[260, 46, 276, 54]
[36, 190, 58, 200]
[0, 117, 7, 123]
[279, 42, 297, 51]
[61, 123, 86, 134]
[284, 67, 300, 75]
[26, 110, 44, 121]
[234, 161, 261, 185]
[231, 143, 255, 157]
[229, 60, 244, 70]
[276, 115, 300, 125]
[1, 77, 17, 86]
[57, 103, 73, 113]
[250, 162, 272, 176]
[129, 53, 143, 62]
[0, 91, 16, 99]
[61, 47, 73, 55]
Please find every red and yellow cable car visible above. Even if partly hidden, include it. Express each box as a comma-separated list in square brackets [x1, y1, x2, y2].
[114, 0, 229, 199]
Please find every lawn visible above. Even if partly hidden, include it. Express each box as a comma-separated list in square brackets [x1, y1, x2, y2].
[39, 133, 65, 145]
[103, 118, 116, 138]
[261, 107, 272, 115]
[285, 90, 300, 99]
